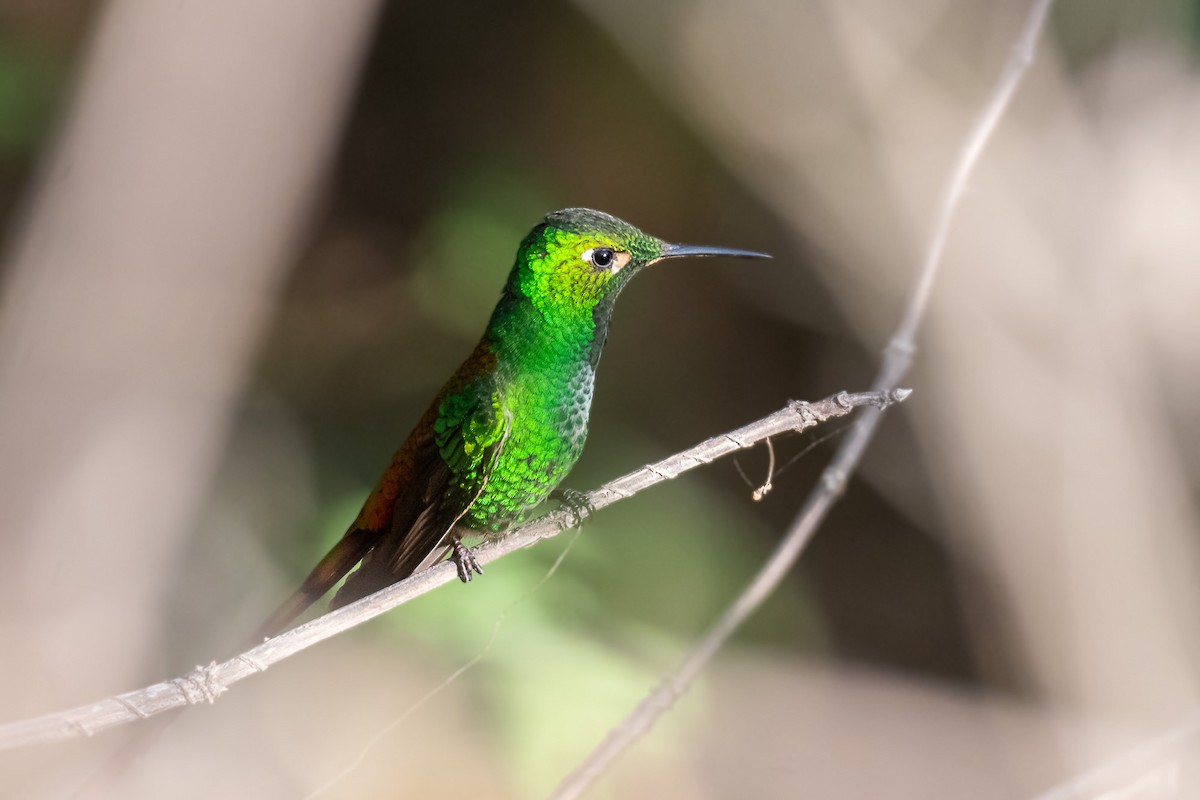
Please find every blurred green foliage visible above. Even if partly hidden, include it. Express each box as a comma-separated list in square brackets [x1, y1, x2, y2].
[0, 38, 62, 158]
[406, 164, 552, 337]
[1054, 0, 1200, 65]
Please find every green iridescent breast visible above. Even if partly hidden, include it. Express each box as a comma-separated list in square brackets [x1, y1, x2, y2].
[453, 358, 594, 532]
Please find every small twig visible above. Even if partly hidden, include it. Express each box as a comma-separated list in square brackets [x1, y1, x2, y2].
[548, 2, 1056, 797]
[751, 437, 774, 501]
[0, 389, 905, 751]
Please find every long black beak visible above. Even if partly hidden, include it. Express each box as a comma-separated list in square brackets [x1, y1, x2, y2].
[659, 243, 772, 261]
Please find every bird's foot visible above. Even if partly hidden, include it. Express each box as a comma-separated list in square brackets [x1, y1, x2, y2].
[451, 537, 484, 583]
[551, 487, 595, 528]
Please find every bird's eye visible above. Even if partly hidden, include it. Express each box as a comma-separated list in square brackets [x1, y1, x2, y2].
[583, 247, 615, 269]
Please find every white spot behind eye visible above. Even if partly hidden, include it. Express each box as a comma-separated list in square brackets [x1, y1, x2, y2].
[581, 247, 631, 274]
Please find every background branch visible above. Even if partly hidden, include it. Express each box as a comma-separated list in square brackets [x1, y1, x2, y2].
[549, 1, 1057, 797]
[0, 389, 905, 751]
[1030, 710, 1200, 800]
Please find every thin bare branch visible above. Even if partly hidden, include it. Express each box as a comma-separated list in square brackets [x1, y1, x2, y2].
[0, 389, 905, 751]
[548, 2, 1057, 797]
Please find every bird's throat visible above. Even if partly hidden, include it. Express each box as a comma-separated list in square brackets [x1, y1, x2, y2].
[488, 290, 612, 382]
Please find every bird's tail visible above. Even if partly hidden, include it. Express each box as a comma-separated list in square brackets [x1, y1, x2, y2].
[254, 527, 378, 641]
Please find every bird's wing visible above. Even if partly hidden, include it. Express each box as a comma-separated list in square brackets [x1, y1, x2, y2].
[331, 384, 510, 607]
[387, 387, 512, 574]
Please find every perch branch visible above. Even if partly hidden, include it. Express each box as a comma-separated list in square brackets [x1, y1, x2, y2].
[0, 389, 906, 751]
[548, 1, 1057, 797]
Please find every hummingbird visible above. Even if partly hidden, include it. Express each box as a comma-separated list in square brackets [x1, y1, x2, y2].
[258, 208, 768, 637]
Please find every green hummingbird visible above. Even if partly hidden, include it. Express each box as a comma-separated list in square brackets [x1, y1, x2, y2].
[259, 208, 768, 637]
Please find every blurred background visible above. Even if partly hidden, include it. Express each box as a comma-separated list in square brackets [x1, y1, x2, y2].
[1, 0, 1199, 797]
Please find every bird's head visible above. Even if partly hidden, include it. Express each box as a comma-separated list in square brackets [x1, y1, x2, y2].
[508, 208, 769, 322]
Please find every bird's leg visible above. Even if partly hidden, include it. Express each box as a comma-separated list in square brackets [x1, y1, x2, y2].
[551, 487, 595, 528]
[451, 535, 484, 583]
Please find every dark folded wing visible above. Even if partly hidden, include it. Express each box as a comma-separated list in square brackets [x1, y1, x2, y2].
[332, 385, 510, 607]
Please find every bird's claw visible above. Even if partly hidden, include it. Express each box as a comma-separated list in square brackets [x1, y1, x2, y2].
[552, 487, 595, 528]
[451, 537, 484, 583]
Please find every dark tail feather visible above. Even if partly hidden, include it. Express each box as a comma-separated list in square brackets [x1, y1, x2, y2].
[328, 549, 405, 610]
[255, 527, 378, 641]
[330, 535, 451, 610]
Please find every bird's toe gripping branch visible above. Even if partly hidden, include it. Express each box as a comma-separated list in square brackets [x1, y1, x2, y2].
[551, 487, 595, 528]
[451, 536, 484, 583]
